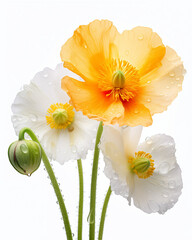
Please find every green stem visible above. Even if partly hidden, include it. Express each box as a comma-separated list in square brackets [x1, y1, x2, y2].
[77, 159, 83, 240]
[19, 127, 73, 240]
[89, 122, 103, 240]
[98, 186, 112, 240]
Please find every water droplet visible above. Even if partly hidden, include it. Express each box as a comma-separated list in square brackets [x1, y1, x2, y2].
[147, 80, 151, 84]
[148, 200, 159, 212]
[116, 113, 121, 118]
[146, 98, 151, 103]
[84, 44, 87, 49]
[20, 144, 28, 154]
[138, 34, 144, 40]
[177, 83, 182, 87]
[56, 200, 59, 204]
[176, 77, 180, 81]
[162, 192, 169, 198]
[29, 114, 37, 122]
[169, 72, 175, 77]
[27, 173, 31, 177]
[166, 85, 170, 89]
[168, 180, 176, 189]
[68, 126, 74, 132]
[145, 137, 152, 145]
[159, 93, 164, 96]
[134, 109, 139, 114]
[71, 145, 77, 153]
[159, 162, 170, 174]
[87, 210, 94, 224]
[72, 233, 75, 237]
[168, 142, 174, 146]
[43, 73, 48, 78]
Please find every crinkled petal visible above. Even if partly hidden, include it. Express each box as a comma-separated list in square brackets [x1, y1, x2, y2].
[138, 46, 185, 114]
[115, 26, 165, 74]
[138, 134, 177, 171]
[60, 19, 119, 83]
[132, 164, 182, 214]
[119, 100, 153, 127]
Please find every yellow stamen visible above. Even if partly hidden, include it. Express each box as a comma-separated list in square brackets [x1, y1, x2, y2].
[128, 151, 155, 179]
[98, 59, 140, 101]
[46, 103, 75, 129]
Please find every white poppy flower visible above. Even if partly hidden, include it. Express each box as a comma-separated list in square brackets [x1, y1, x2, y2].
[99, 125, 182, 214]
[11, 64, 99, 164]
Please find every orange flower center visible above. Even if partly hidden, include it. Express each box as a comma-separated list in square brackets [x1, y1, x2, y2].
[98, 59, 140, 101]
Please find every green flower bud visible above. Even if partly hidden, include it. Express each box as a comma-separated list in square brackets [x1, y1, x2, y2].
[8, 140, 42, 176]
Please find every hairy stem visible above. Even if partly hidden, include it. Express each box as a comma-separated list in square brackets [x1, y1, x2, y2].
[89, 122, 103, 240]
[19, 127, 73, 240]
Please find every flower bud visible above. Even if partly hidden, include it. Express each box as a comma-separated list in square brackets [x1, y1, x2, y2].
[8, 140, 42, 176]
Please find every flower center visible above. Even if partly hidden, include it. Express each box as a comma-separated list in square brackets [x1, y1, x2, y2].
[98, 59, 140, 101]
[46, 103, 75, 129]
[128, 151, 155, 179]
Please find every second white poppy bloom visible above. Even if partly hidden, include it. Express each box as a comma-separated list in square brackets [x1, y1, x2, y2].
[11, 64, 99, 164]
[99, 126, 182, 214]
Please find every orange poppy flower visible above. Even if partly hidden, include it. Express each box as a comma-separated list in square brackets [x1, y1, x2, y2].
[60, 20, 184, 126]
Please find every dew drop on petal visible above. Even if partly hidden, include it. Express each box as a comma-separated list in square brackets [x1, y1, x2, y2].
[71, 145, 77, 153]
[148, 200, 160, 212]
[146, 98, 151, 103]
[145, 137, 152, 145]
[138, 34, 144, 40]
[177, 83, 182, 87]
[116, 113, 121, 118]
[162, 192, 169, 198]
[29, 114, 38, 122]
[159, 162, 170, 174]
[147, 80, 151, 84]
[12, 116, 17, 122]
[166, 85, 170, 89]
[176, 77, 180, 81]
[20, 144, 28, 154]
[43, 73, 48, 78]
[169, 72, 175, 77]
[134, 109, 139, 114]
[168, 180, 176, 189]
[125, 50, 129, 55]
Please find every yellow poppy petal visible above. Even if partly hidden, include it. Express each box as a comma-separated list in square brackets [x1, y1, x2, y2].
[115, 27, 165, 75]
[119, 100, 153, 127]
[61, 76, 124, 124]
[60, 20, 119, 83]
[138, 46, 184, 114]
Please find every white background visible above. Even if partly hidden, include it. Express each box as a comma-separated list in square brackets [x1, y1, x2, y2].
[1, 0, 192, 239]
